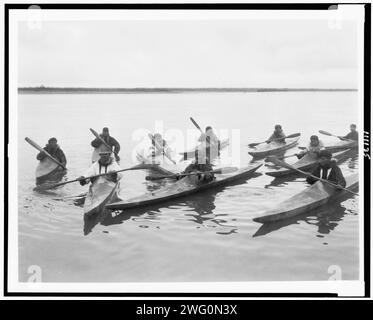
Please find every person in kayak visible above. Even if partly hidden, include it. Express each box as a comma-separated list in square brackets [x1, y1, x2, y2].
[151, 133, 172, 158]
[306, 150, 346, 188]
[339, 124, 358, 141]
[267, 125, 286, 144]
[91, 127, 121, 162]
[297, 135, 325, 159]
[36, 137, 67, 167]
[78, 151, 122, 185]
[198, 126, 221, 158]
[178, 151, 215, 182]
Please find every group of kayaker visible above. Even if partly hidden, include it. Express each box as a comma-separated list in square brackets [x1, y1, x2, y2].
[34, 123, 358, 191]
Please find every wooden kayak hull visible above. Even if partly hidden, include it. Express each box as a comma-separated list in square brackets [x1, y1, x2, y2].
[35, 157, 66, 185]
[248, 137, 299, 158]
[83, 177, 120, 216]
[265, 149, 356, 177]
[106, 164, 262, 210]
[325, 140, 358, 152]
[253, 173, 358, 223]
[179, 139, 229, 159]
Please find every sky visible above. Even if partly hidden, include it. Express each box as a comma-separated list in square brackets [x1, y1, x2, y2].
[18, 16, 360, 88]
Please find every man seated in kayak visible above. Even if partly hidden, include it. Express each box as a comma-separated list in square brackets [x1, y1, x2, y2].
[151, 133, 172, 158]
[178, 150, 215, 182]
[306, 150, 346, 188]
[78, 151, 122, 185]
[297, 135, 325, 159]
[36, 137, 67, 167]
[267, 125, 286, 144]
[339, 124, 358, 141]
[198, 126, 221, 157]
[91, 127, 121, 162]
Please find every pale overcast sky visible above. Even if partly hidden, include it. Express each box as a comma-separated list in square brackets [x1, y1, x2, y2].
[18, 18, 359, 88]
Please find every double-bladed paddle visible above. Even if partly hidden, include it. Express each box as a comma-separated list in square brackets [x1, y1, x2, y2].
[318, 130, 353, 142]
[145, 166, 238, 181]
[90, 128, 120, 160]
[25, 137, 67, 170]
[267, 156, 359, 196]
[248, 133, 300, 148]
[148, 133, 176, 164]
[34, 164, 144, 191]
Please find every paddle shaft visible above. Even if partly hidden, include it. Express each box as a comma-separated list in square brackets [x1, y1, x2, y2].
[146, 167, 237, 181]
[270, 158, 358, 196]
[25, 137, 66, 170]
[248, 133, 300, 148]
[37, 165, 140, 190]
[148, 134, 176, 164]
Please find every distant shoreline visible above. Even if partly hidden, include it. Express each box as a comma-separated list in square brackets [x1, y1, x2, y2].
[18, 87, 358, 94]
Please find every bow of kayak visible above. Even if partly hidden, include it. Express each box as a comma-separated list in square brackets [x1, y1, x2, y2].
[83, 176, 120, 216]
[325, 140, 358, 152]
[253, 173, 359, 223]
[248, 137, 299, 158]
[36, 157, 66, 185]
[106, 163, 262, 210]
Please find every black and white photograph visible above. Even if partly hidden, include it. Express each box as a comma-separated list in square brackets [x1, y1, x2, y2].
[4, 2, 369, 297]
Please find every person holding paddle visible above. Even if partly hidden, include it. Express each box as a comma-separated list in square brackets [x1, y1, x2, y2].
[267, 125, 286, 144]
[91, 127, 121, 162]
[339, 124, 358, 141]
[197, 126, 221, 159]
[296, 135, 325, 159]
[36, 137, 67, 167]
[306, 150, 346, 188]
[179, 150, 215, 182]
[150, 133, 172, 158]
[78, 151, 122, 186]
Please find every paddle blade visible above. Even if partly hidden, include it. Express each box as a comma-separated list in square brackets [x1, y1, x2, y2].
[319, 130, 333, 136]
[190, 117, 202, 131]
[215, 167, 238, 174]
[285, 133, 301, 139]
[90, 128, 100, 137]
[248, 142, 261, 148]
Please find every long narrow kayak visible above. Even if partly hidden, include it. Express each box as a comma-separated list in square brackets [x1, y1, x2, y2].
[248, 137, 299, 158]
[325, 140, 358, 152]
[265, 149, 356, 178]
[253, 173, 358, 223]
[84, 177, 120, 216]
[179, 139, 229, 160]
[106, 164, 262, 210]
[36, 157, 66, 185]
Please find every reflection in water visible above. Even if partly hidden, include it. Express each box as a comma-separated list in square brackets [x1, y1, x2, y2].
[94, 175, 262, 235]
[253, 195, 356, 238]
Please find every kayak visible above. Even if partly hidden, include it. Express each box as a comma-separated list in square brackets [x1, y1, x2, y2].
[253, 173, 358, 223]
[36, 157, 66, 185]
[83, 176, 120, 216]
[248, 137, 299, 158]
[325, 140, 358, 152]
[106, 163, 262, 210]
[179, 139, 229, 160]
[265, 149, 356, 178]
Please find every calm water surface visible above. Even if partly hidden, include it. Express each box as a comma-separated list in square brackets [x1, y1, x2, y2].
[17, 92, 360, 282]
